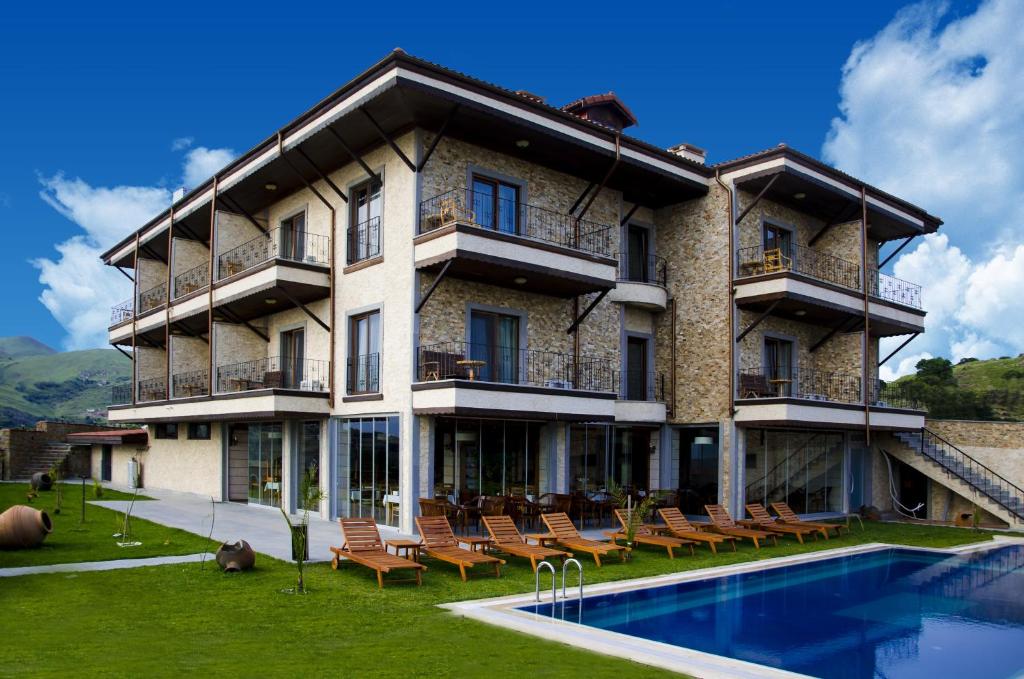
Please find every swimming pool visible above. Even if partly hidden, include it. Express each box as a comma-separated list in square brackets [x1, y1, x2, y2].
[514, 544, 1024, 678]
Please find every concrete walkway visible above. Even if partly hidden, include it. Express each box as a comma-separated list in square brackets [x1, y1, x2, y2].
[0, 552, 213, 578]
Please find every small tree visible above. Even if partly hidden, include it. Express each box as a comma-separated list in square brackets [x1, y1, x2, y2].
[608, 480, 658, 549]
[280, 465, 325, 594]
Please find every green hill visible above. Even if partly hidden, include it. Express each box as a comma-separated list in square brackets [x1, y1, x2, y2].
[0, 337, 130, 428]
[894, 355, 1024, 421]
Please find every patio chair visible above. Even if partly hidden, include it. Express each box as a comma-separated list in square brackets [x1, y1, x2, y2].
[739, 372, 774, 399]
[770, 502, 847, 538]
[657, 507, 737, 554]
[704, 504, 778, 549]
[415, 515, 505, 582]
[540, 512, 629, 567]
[607, 509, 695, 559]
[763, 247, 792, 274]
[482, 515, 571, 571]
[742, 504, 819, 544]
[329, 517, 426, 589]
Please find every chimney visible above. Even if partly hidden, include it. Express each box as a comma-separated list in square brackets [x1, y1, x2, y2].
[562, 93, 637, 132]
[172, 187, 187, 203]
[667, 143, 706, 165]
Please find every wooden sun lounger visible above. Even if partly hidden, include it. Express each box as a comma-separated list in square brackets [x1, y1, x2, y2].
[704, 504, 778, 549]
[541, 512, 629, 567]
[607, 508, 694, 559]
[415, 515, 505, 581]
[657, 507, 737, 554]
[482, 515, 572, 570]
[330, 517, 427, 589]
[770, 502, 847, 538]
[742, 504, 819, 544]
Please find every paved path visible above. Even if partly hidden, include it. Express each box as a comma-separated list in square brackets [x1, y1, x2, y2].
[0, 552, 213, 578]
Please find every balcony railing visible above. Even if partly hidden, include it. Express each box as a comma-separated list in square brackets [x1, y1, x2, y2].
[137, 377, 167, 403]
[347, 216, 381, 265]
[217, 227, 330, 280]
[418, 188, 615, 258]
[138, 283, 167, 314]
[347, 353, 380, 394]
[110, 299, 133, 326]
[171, 369, 209, 398]
[173, 263, 209, 299]
[618, 253, 667, 287]
[737, 367, 862, 404]
[110, 384, 131, 405]
[617, 371, 667, 401]
[735, 244, 923, 309]
[416, 341, 616, 393]
[215, 356, 330, 393]
[870, 379, 924, 410]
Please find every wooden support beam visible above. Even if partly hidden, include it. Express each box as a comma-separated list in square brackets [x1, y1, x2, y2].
[566, 289, 610, 334]
[619, 203, 640, 227]
[735, 299, 780, 343]
[418, 104, 460, 172]
[810, 316, 860, 353]
[219, 307, 269, 343]
[568, 183, 595, 216]
[879, 235, 916, 269]
[809, 202, 859, 247]
[296, 147, 348, 203]
[878, 333, 920, 367]
[576, 134, 620, 221]
[326, 126, 380, 183]
[278, 132, 335, 211]
[217, 193, 268, 234]
[115, 267, 134, 283]
[360, 107, 415, 172]
[277, 287, 330, 333]
[170, 322, 209, 344]
[734, 174, 779, 226]
[139, 243, 167, 263]
[113, 345, 133, 360]
[415, 260, 452, 314]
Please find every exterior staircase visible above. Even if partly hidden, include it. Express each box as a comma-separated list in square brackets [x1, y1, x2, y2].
[883, 429, 1024, 528]
[14, 442, 73, 479]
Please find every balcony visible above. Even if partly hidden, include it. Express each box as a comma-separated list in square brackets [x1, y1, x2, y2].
[110, 384, 131, 406]
[216, 356, 330, 393]
[346, 353, 380, 396]
[346, 217, 382, 268]
[615, 370, 667, 423]
[412, 341, 617, 421]
[110, 299, 133, 327]
[734, 366, 925, 429]
[734, 245, 925, 336]
[138, 283, 168, 315]
[217, 228, 329, 280]
[414, 188, 617, 297]
[137, 377, 167, 403]
[173, 263, 209, 300]
[171, 369, 209, 398]
[609, 253, 668, 311]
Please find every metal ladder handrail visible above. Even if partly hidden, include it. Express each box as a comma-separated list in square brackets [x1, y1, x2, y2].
[535, 561, 556, 604]
[562, 558, 583, 601]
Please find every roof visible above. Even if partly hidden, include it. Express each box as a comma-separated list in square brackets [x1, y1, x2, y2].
[66, 428, 148, 446]
[562, 92, 639, 128]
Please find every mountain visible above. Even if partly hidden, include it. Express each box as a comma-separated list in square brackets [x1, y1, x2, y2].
[894, 355, 1024, 421]
[0, 337, 130, 428]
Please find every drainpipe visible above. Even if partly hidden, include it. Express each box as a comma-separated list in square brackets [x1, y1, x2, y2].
[860, 186, 871, 446]
[165, 208, 174, 400]
[207, 177, 218, 397]
[714, 170, 736, 416]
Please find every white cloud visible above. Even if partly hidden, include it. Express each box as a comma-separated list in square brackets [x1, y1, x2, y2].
[33, 142, 234, 350]
[171, 137, 194, 151]
[823, 0, 1024, 375]
[880, 351, 933, 382]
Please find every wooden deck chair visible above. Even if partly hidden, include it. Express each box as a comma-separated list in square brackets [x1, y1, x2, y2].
[770, 502, 847, 538]
[657, 507, 737, 555]
[415, 515, 505, 582]
[541, 512, 629, 567]
[763, 247, 792, 274]
[482, 515, 571, 570]
[329, 518, 427, 589]
[704, 504, 778, 549]
[607, 509, 695, 559]
[743, 504, 819, 544]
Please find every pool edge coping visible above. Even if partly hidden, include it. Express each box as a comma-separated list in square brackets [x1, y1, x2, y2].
[441, 536, 1024, 679]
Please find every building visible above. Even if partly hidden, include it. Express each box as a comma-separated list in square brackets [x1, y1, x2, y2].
[96, 50, 1023, 531]
[0, 421, 123, 480]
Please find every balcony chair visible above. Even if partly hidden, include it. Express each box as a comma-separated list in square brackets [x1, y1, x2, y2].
[739, 373, 774, 399]
[763, 247, 792, 274]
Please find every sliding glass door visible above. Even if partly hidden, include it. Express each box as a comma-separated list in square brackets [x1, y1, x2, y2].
[335, 416, 400, 526]
[469, 310, 519, 383]
[248, 422, 283, 508]
[433, 418, 540, 502]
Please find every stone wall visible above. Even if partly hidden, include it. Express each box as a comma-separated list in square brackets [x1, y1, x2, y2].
[170, 336, 208, 379]
[171, 238, 209, 294]
[213, 321, 268, 390]
[136, 257, 167, 300]
[135, 346, 166, 382]
[214, 211, 264, 278]
[925, 419, 1024, 491]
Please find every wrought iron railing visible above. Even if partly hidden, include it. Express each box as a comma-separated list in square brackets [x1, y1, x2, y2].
[869, 270, 922, 309]
[618, 253, 667, 286]
[137, 377, 167, 403]
[173, 263, 209, 299]
[617, 371, 666, 401]
[870, 379, 924, 410]
[347, 216, 381, 265]
[347, 353, 380, 394]
[110, 299, 133, 326]
[736, 366, 862, 404]
[215, 356, 330, 393]
[138, 283, 167, 314]
[110, 384, 131, 405]
[171, 369, 209, 398]
[416, 341, 617, 392]
[418, 188, 615, 258]
[217, 227, 330, 280]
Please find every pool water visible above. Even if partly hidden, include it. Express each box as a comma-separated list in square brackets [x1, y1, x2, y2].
[521, 545, 1024, 678]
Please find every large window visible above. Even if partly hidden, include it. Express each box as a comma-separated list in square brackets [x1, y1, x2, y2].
[762, 221, 792, 257]
[349, 310, 381, 393]
[468, 309, 519, 383]
[349, 179, 382, 263]
[471, 175, 519, 234]
[744, 429, 845, 514]
[433, 418, 540, 502]
[280, 211, 306, 261]
[764, 336, 795, 396]
[295, 421, 321, 512]
[569, 424, 608, 495]
[625, 224, 650, 282]
[624, 336, 649, 400]
[335, 416, 400, 526]
[670, 428, 719, 515]
[280, 327, 305, 389]
[248, 423, 283, 508]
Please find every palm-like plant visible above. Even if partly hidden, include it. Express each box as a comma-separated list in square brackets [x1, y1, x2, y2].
[608, 480, 658, 548]
[280, 465, 325, 593]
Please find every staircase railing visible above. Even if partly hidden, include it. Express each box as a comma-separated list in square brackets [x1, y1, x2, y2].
[919, 428, 1024, 521]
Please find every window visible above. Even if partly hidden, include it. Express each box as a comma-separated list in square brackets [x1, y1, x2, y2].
[626, 225, 650, 282]
[762, 221, 792, 257]
[279, 212, 307, 262]
[296, 421, 321, 511]
[468, 309, 519, 383]
[280, 327, 305, 390]
[349, 179, 382, 263]
[471, 175, 519, 234]
[349, 310, 381, 393]
[188, 423, 211, 440]
[764, 337, 795, 397]
[335, 416, 400, 525]
[624, 336, 649, 400]
[154, 423, 178, 439]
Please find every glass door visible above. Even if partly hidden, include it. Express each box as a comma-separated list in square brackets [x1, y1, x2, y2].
[469, 310, 519, 383]
[472, 175, 518, 234]
[281, 328, 305, 389]
[350, 311, 380, 393]
[295, 421, 321, 512]
[335, 416, 400, 526]
[280, 212, 306, 261]
[625, 336, 648, 400]
[627, 225, 649, 282]
[248, 423, 283, 507]
[351, 179, 382, 261]
[764, 337, 794, 396]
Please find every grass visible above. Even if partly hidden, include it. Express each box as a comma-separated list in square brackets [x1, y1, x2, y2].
[0, 514, 1012, 678]
[0, 483, 210, 568]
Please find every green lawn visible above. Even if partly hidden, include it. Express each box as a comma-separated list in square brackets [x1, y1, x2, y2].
[0, 516, 1011, 678]
[0, 483, 210, 568]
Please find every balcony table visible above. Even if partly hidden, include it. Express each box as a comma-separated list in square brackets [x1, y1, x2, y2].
[456, 359, 486, 381]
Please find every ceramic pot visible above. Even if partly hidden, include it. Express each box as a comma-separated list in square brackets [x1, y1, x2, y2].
[216, 540, 255, 572]
[30, 472, 53, 491]
[0, 505, 53, 549]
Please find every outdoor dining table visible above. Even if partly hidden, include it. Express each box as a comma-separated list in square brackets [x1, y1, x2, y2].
[456, 359, 486, 381]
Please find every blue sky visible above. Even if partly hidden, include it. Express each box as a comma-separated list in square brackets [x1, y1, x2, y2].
[2, 0, 1021, 376]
